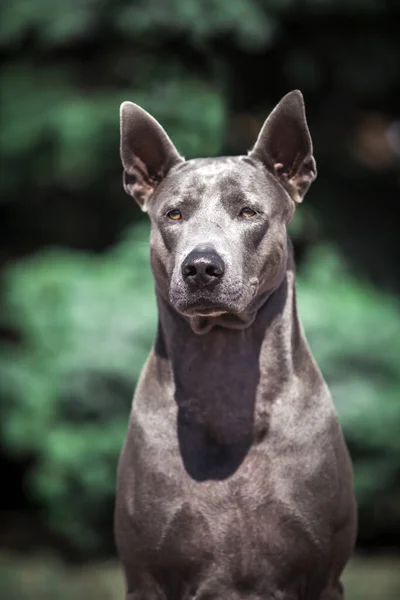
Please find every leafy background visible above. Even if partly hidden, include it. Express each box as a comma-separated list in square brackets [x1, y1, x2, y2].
[0, 0, 399, 597]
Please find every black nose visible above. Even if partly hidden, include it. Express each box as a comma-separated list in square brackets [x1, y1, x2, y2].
[181, 247, 225, 289]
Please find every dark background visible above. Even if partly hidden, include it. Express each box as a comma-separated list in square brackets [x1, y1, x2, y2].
[0, 0, 399, 597]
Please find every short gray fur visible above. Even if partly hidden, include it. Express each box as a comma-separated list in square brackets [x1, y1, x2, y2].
[115, 90, 357, 600]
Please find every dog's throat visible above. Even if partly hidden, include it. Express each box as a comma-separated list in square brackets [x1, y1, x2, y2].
[189, 291, 273, 334]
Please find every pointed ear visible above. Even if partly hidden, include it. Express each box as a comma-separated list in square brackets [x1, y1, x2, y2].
[120, 102, 183, 211]
[249, 90, 316, 204]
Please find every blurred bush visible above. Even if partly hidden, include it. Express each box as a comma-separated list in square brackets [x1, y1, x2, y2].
[0, 224, 156, 551]
[0, 224, 400, 551]
[298, 246, 400, 543]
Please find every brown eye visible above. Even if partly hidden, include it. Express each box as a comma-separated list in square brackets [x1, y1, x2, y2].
[240, 207, 256, 218]
[167, 209, 182, 220]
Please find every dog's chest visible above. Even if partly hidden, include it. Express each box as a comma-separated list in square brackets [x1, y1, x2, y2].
[123, 349, 338, 583]
[129, 415, 329, 582]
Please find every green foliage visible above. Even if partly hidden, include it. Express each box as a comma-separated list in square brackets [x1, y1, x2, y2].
[0, 0, 273, 49]
[298, 246, 400, 515]
[0, 223, 156, 549]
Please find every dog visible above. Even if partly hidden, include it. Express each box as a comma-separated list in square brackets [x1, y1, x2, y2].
[115, 90, 357, 599]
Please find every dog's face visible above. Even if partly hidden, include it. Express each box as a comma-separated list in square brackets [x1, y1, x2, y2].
[147, 157, 292, 317]
[120, 91, 316, 317]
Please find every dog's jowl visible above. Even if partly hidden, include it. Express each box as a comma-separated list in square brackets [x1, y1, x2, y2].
[115, 91, 357, 600]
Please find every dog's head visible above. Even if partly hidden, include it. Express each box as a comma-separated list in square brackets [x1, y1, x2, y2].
[120, 91, 316, 318]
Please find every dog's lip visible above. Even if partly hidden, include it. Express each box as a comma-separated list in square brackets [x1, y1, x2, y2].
[177, 297, 230, 317]
[181, 301, 228, 317]
[173, 280, 260, 317]
[186, 307, 228, 317]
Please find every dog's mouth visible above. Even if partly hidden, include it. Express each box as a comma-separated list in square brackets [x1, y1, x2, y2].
[171, 280, 259, 318]
[179, 298, 229, 318]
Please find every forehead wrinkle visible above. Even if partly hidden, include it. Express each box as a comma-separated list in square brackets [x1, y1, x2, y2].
[180, 172, 251, 217]
[217, 175, 247, 209]
[184, 172, 207, 196]
[180, 171, 224, 207]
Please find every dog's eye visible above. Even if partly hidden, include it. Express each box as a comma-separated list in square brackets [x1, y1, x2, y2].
[240, 207, 257, 218]
[167, 209, 182, 221]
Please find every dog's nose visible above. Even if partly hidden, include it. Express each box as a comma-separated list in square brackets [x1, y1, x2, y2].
[181, 248, 225, 288]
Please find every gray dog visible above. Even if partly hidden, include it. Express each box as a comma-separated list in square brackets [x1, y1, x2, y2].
[115, 91, 357, 600]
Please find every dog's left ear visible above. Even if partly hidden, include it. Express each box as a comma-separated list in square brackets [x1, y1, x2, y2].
[249, 90, 316, 203]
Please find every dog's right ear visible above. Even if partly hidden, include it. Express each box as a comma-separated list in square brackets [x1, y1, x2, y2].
[120, 102, 184, 211]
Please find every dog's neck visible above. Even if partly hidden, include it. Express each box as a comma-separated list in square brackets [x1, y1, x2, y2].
[154, 251, 306, 451]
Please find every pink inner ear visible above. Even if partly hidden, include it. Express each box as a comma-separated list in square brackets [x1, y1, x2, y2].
[130, 155, 152, 184]
[123, 154, 161, 211]
[276, 160, 317, 204]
